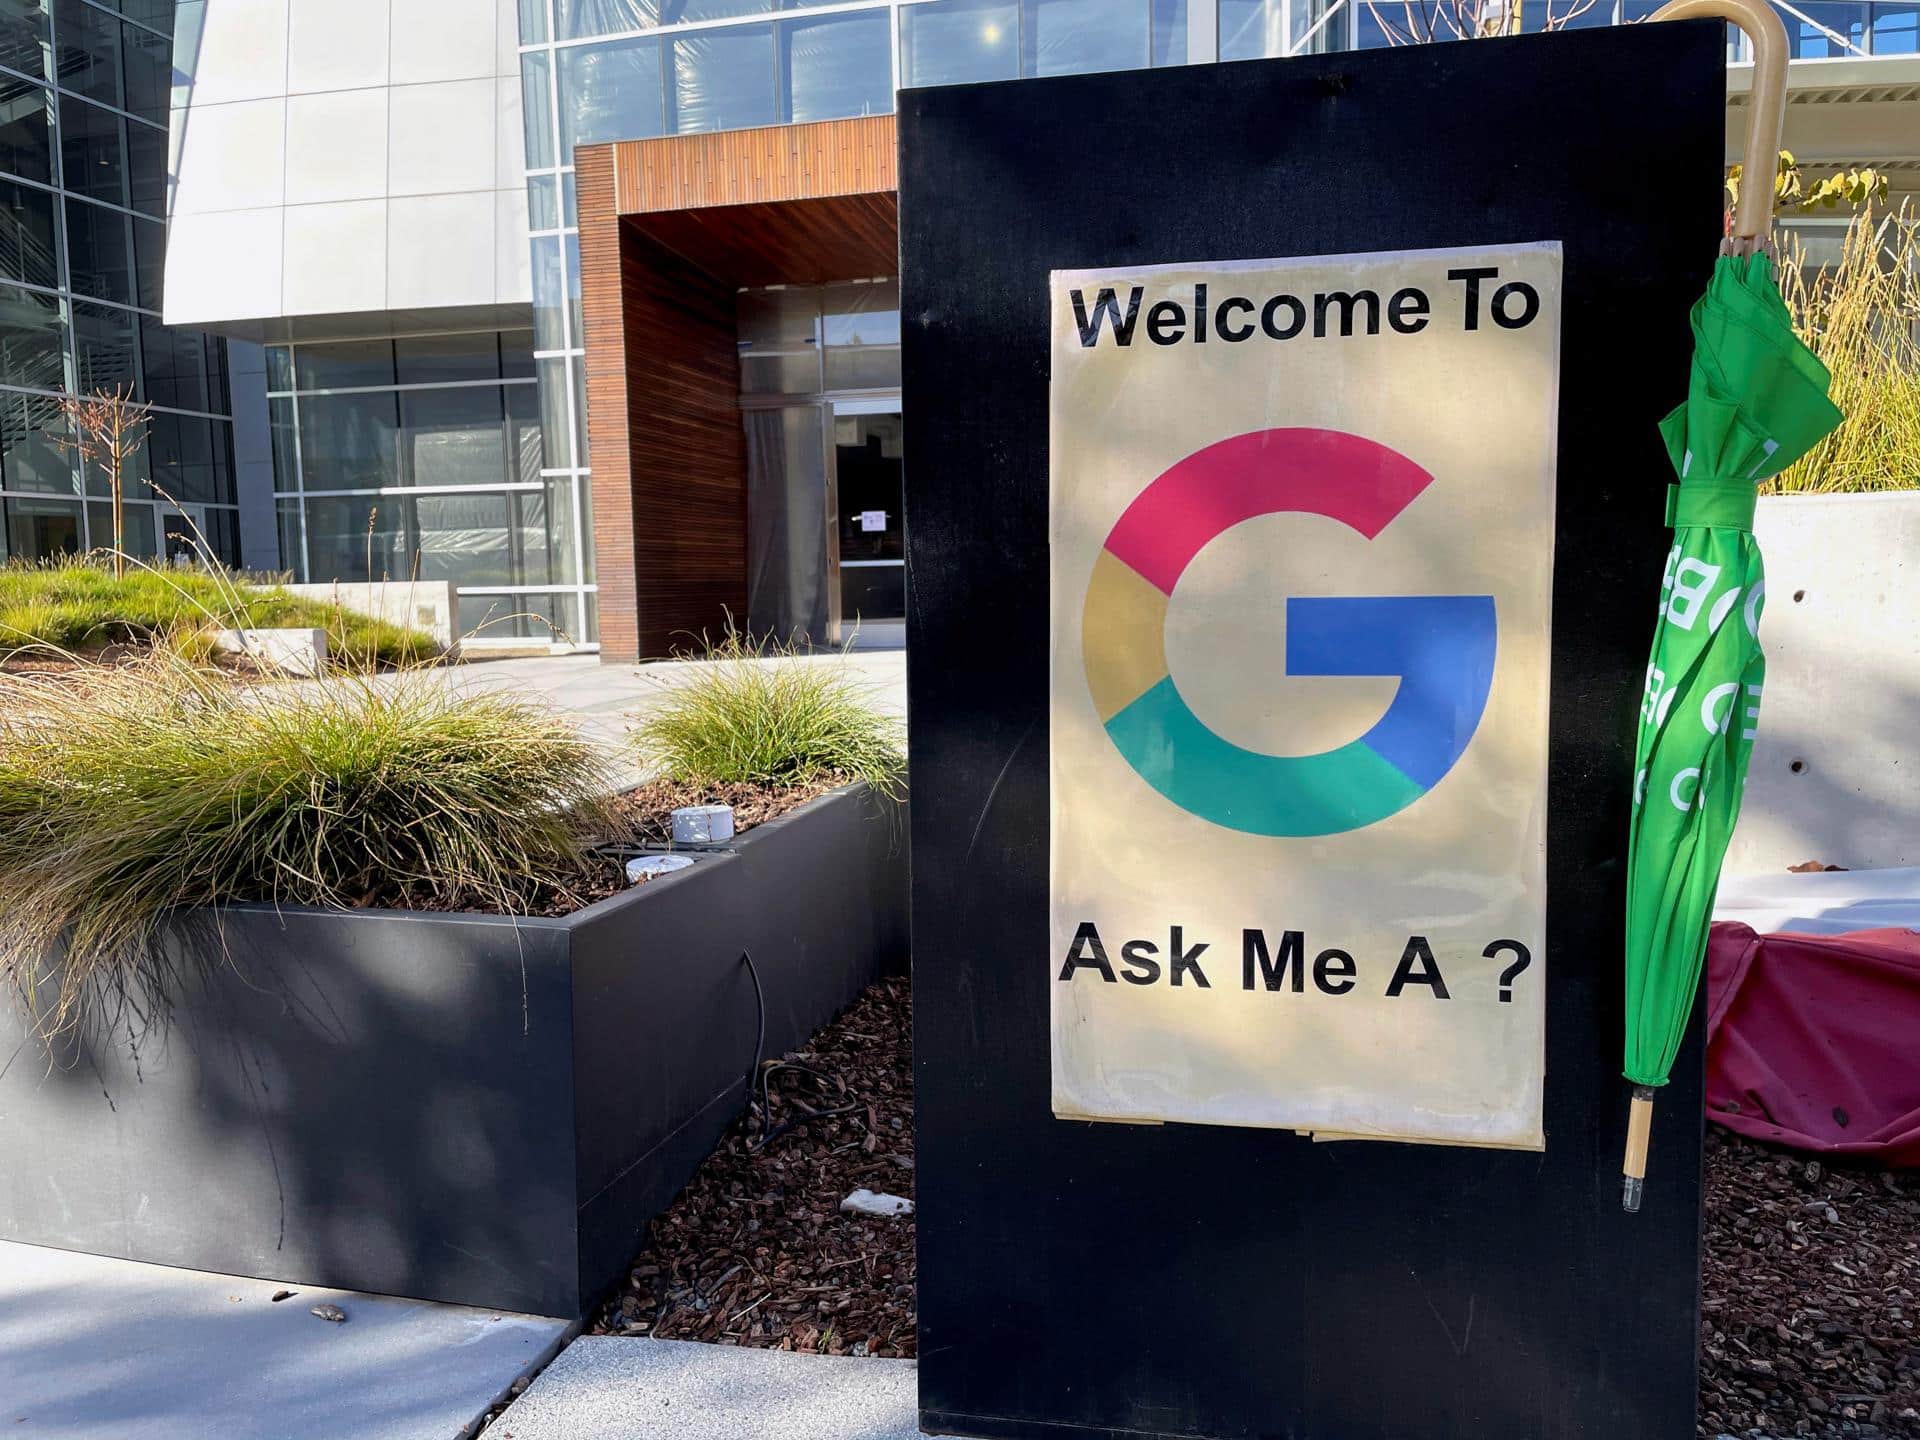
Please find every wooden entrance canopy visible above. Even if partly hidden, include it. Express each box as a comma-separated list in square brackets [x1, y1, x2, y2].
[576, 116, 899, 662]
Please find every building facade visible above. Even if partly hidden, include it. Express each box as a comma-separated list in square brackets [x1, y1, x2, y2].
[0, 0, 241, 570]
[155, 0, 1919, 656]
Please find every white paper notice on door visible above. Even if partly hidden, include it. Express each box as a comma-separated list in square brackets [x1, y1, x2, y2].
[1048, 243, 1563, 1150]
[860, 510, 888, 533]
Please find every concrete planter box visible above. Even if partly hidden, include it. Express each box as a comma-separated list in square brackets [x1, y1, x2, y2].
[0, 784, 907, 1319]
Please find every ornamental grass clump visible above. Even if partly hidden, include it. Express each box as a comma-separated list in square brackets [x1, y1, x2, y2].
[0, 654, 617, 1032]
[1773, 205, 1920, 494]
[631, 629, 904, 796]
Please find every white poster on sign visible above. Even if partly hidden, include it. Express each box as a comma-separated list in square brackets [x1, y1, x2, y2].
[1049, 243, 1562, 1149]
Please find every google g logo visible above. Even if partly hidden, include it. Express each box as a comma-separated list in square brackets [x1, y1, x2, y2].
[1082, 428, 1497, 838]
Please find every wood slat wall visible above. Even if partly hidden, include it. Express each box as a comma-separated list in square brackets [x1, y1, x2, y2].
[613, 115, 897, 216]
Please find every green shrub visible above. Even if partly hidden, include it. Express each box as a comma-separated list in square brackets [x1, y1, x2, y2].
[630, 628, 905, 795]
[0, 655, 616, 1032]
[0, 559, 436, 669]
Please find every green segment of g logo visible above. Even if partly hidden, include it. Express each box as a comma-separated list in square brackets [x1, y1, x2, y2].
[1081, 428, 1498, 838]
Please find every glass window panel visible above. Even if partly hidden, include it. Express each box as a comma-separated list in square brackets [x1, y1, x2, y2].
[671, 24, 775, 134]
[741, 351, 820, 394]
[120, 21, 168, 122]
[780, 11, 891, 123]
[535, 355, 572, 466]
[210, 416, 232, 503]
[132, 212, 162, 310]
[2, 494, 80, 560]
[1870, 0, 1917, 48]
[501, 328, 536, 379]
[201, 506, 239, 568]
[1152, 0, 1187, 61]
[151, 410, 218, 503]
[124, 108, 164, 214]
[518, 0, 549, 41]
[59, 94, 125, 208]
[87, 498, 155, 558]
[1026, 0, 1150, 75]
[303, 494, 411, 583]
[738, 286, 818, 347]
[111, 0, 173, 26]
[823, 346, 900, 390]
[0, 278, 66, 388]
[528, 172, 560, 230]
[560, 34, 667, 153]
[562, 169, 577, 225]
[64, 196, 131, 303]
[1220, 0, 1282, 57]
[901, 0, 1017, 86]
[71, 296, 135, 391]
[520, 51, 554, 168]
[0, 387, 74, 493]
[537, 477, 578, 580]
[140, 317, 213, 412]
[457, 589, 574, 642]
[269, 395, 297, 487]
[532, 234, 566, 350]
[0, 175, 59, 289]
[297, 390, 402, 490]
[276, 497, 304, 577]
[0, 74, 54, 184]
[555, 0, 655, 38]
[0, 0, 50, 80]
[1775, 1, 1868, 51]
[570, 352, 588, 465]
[394, 331, 501, 385]
[294, 338, 395, 391]
[661, 0, 766, 17]
[399, 385, 506, 488]
[413, 488, 512, 584]
[265, 344, 293, 393]
[54, 0, 121, 108]
[566, 232, 583, 353]
[507, 380, 542, 483]
[821, 280, 899, 346]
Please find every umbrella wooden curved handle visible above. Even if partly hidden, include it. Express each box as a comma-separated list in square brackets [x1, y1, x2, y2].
[1651, 0, 1790, 253]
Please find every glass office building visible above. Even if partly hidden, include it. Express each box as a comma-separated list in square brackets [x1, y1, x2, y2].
[0, 0, 237, 566]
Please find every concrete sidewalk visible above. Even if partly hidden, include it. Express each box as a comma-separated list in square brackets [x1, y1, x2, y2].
[0, 1241, 569, 1439]
[493, 1337, 919, 1439]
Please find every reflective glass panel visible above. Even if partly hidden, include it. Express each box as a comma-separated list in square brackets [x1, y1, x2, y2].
[532, 234, 567, 350]
[121, 22, 168, 123]
[821, 281, 899, 346]
[141, 316, 214, 412]
[0, 278, 66, 388]
[1776, 1, 1869, 52]
[71, 296, 136, 391]
[0, 176, 59, 289]
[1, 493, 80, 559]
[86, 497, 155, 557]
[561, 34, 667, 153]
[125, 107, 164, 214]
[149, 409, 221, 503]
[661, 0, 767, 17]
[528, 172, 560, 230]
[395, 331, 501, 385]
[0, 387, 74, 493]
[59, 94, 125, 209]
[1219, 0, 1282, 57]
[671, 24, 775, 134]
[297, 391, 402, 489]
[781, 11, 891, 122]
[294, 338, 396, 391]
[520, 52, 555, 168]
[53, 0, 121, 109]
[0, 74, 54, 184]
[555, 0, 655, 37]
[132, 212, 163, 310]
[64, 196, 132, 304]
[901, 0, 1018, 86]
[303, 494, 411, 582]
[1152, 0, 1187, 61]
[1027, 0, 1150, 75]
[0, 0, 50, 80]
[1872, 1, 1918, 48]
[518, 0, 549, 41]
[502, 329, 536, 379]
[507, 381, 543, 483]
[400, 385, 507, 488]
[536, 356, 572, 466]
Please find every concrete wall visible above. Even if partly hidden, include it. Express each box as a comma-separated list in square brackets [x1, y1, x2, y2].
[164, 0, 531, 336]
[1729, 491, 1919, 875]
[281, 580, 458, 651]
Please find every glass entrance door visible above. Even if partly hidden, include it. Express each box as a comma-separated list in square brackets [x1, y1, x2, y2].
[831, 406, 903, 644]
[160, 505, 209, 567]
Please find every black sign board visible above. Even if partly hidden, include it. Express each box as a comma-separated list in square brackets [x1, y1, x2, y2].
[901, 23, 1723, 1440]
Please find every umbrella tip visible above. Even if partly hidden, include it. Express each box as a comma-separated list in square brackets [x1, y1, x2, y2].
[1622, 1174, 1644, 1213]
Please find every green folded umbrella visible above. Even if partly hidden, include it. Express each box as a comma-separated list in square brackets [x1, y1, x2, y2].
[1621, 251, 1842, 1212]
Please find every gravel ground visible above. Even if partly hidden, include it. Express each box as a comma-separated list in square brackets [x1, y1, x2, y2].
[583, 981, 1916, 1437]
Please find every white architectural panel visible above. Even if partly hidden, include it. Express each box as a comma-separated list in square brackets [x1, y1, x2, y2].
[166, 0, 530, 334]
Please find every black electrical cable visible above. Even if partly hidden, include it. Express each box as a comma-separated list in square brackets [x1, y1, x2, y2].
[738, 948, 866, 1153]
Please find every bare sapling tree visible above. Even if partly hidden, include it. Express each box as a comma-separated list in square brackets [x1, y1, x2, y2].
[1362, 0, 1602, 44]
[53, 384, 151, 579]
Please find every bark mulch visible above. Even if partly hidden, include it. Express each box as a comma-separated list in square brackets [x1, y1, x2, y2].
[590, 974, 916, 1357]
[1701, 1126, 1920, 1438]
[583, 981, 1917, 1436]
